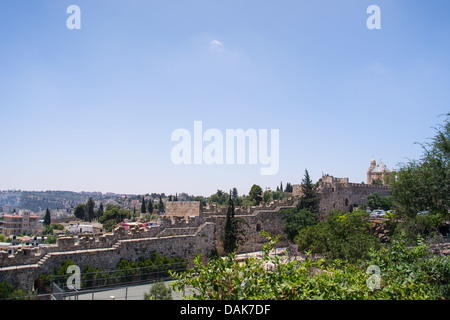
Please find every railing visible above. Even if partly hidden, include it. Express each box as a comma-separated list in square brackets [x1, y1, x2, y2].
[48, 261, 189, 300]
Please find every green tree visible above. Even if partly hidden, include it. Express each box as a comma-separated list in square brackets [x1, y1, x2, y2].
[389, 114, 449, 219]
[272, 190, 285, 201]
[248, 184, 263, 205]
[158, 195, 165, 213]
[223, 194, 248, 254]
[144, 282, 173, 300]
[97, 202, 104, 220]
[231, 187, 238, 201]
[73, 203, 86, 220]
[46, 234, 57, 244]
[0, 280, 33, 300]
[43, 208, 51, 226]
[282, 208, 318, 241]
[209, 190, 229, 205]
[194, 196, 207, 206]
[263, 191, 271, 203]
[99, 204, 131, 232]
[371, 178, 383, 185]
[366, 193, 393, 211]
[296, 169, 320, 214]
[86, 197, 95, 222]
[285, 182, 293, 193]
[148, 199, 153, 214]
[141, 197, 147, 214]
[295, 209, 380, 263]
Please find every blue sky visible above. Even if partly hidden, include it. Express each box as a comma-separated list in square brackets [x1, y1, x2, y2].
[0, 0, 449, 196]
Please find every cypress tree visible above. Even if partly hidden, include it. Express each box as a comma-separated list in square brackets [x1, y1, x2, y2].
[86, 197, 95, 222]
[223, 194, 236, 254]
[44, 208, 51, 226]
[297, 169, 320, 214]
[141, 197, 147, 214]
[223, 193, 248, 254]
[148, 199, 153, 214]
[97, 202, 104, 220]
[158, 195, 165, 213]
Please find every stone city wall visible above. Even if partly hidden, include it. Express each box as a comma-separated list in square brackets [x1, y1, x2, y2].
[293, 175, 391, 219]
[0, 222, 215, 290]
[164, 201, 202, 218]
[0, 198, 297, 291]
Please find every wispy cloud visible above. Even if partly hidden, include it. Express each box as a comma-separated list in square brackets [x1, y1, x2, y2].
[209, 39, 223, 50]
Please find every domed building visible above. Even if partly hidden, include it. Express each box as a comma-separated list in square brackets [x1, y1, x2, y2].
[367, 158, 391, 185]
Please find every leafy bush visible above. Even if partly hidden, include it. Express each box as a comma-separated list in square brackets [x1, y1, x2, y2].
[144, 282, 173, 300]
[0, 280, 35, 300]
[294, 209, 380, 263]
[282, 208, 318, 241]
[171, 232, 450, 300]
[365, 235, 450, 299]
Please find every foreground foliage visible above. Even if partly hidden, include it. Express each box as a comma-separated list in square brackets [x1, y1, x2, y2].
[171, 232, 450, 300]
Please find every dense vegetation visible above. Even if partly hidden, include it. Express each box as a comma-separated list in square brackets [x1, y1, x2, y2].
[171, 231, 449, 300]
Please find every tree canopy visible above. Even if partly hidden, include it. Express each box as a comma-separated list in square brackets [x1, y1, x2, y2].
[388, 114, 449, 219]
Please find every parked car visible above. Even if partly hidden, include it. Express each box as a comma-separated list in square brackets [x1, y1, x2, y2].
[370, 209, 387, 218]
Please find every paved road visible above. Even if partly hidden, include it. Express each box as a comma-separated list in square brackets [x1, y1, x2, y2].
[74, 280, 192, 300]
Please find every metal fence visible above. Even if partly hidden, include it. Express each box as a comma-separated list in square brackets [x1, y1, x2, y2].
[48, 261, 189, 300]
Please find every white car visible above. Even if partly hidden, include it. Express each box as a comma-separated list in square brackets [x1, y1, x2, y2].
[370, 209, 386, 218]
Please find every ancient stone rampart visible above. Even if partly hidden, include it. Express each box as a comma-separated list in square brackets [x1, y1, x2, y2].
[0, 222, 215, 290]
[293, 175, 391, 219]
[0, 197, 297, 291]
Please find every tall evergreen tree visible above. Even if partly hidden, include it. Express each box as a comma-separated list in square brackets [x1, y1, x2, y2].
[158, 195, 165, 213]
[231, 187, 238, 201]
[86, 197, 95, 222]
[223, 193, 248, 254]
[296, 169, 320, 214]
[97, 202, 104, 220]
[44, 208, 51, 226]
[148, 199, 153, 214]
[141, 197, 147, 214]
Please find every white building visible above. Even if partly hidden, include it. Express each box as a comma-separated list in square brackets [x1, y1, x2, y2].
[67, 223, 94, 234]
